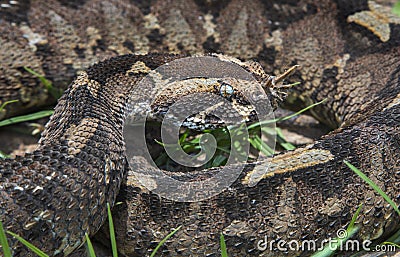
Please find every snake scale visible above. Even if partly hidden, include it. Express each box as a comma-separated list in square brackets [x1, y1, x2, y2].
[1, 0, 400, 256]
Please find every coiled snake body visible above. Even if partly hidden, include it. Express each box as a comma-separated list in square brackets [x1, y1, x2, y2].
[0, 0, 400, 256]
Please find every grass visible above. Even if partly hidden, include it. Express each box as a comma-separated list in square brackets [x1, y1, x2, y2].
[107, 203, 118, 257]
[311, 204, 363, 257]
[154, 99, 326, 170]
[0, 100, 19, 112]
[0, 110, 54, 128]
[393, 0, 400, 16]
[0, 101, 17, 158]
[6, 231, 48, 257]
[0, 202, 120, 256]
[0, 152, 10, 159]
[311, 161, 400, 257]
[85, 234, 96, 257]
[150, 226, 182, 257]
[0, 218, 11, 257]
[0, 203, 182, 257]
[247, 99, 327, 129]
[0, 66, 58, 129]
[345, 161, 400, 216]
[385, 229, 400, 246]
[220, 233, 228, 257]
[0, 68, 56, 159]
[0, 109, 54, 159]
[23, 67, 63, 99]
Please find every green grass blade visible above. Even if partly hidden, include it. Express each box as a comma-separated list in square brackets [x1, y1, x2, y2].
[85, 233, 97, 257]
[247, 99, 326, 130]
[385, 227, 400, 245]
[311, 226, 359, 257]
[154, 152, 169, 167]
[0, 100, 19, 112]
[248, 137, 262, 153]
[382, 241, 400, 249]
[347, 204, 363, 232]
[249, 135, 275, 156]
[154, 138, 166, 147]
[150, 226, 182, 257]
[211, 155, 227, 167]
[214, 146, 231, 155]
[23, 67, 62, 99]
[393, 0, 400, 16]
[0, 110, 54, 127]
[311, 202, 362, 257]
[178, 129, 190, 144]
[6, 231, 49, 257]
[344, 160, 400, 216]
[23, 67, 52, 89]
[274, 99, 327, 123]
[0, 220, 12, 257]
[0, 151, 10, 159]
[220, 233, 228, 257]
[107, 203, 118, 257]
[275, 128, 296, 150]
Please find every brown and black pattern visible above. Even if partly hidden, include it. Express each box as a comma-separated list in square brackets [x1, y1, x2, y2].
[0, 0, 399, 256]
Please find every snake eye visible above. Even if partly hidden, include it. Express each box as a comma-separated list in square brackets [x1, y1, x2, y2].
[219, 82, 234, 98]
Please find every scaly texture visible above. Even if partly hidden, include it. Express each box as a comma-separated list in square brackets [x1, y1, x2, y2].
[0, 53, 186, 256]
[0, 0, 399, 256]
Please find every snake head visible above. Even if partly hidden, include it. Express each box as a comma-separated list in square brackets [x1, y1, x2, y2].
[139, 55, 298, 130]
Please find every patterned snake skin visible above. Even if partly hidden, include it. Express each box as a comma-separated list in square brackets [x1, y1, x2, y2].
[0, 0, 400, 256]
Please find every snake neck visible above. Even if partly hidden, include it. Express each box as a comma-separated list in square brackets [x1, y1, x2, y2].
[39, 53, 185, 146]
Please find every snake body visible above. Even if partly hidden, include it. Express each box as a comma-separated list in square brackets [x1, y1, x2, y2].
[0, 0, 400, 256]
